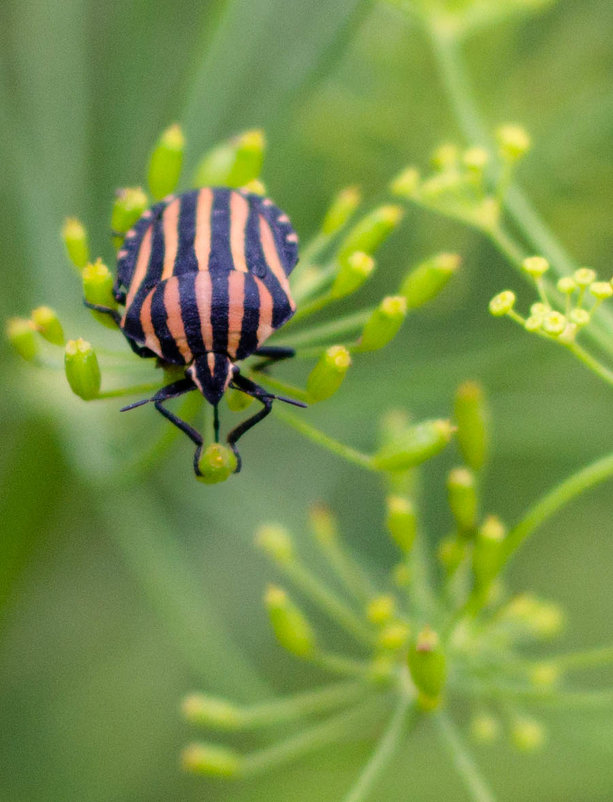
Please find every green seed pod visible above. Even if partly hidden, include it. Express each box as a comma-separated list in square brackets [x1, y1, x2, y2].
[389, 166, 420, 198]
[193, 129, 266, 188]
[240, 178, 267, 196]
[437, 534, 466, 575]
[454, 380, 489, 471]
[306, 345, 351, 403]
[496, 124, 531, 162]
[265, 585, 316, 658]
[366, 594, 396, 626]
[82, 259, 118, 329]
[385, 495, 417, 553]
[489, 290, 516, 316]
[6, 317, 38, 361]
[330, 251, 375, 299]
[372, 419, 455, 472]
[31, 306, 64, 345]
[472, 515, 506, 592]
[64, 338, 101, 400]
[399, 252, 460, 310]
[111, 187, 149, 249]
[308, 503, 338, 545]
[357, 295, 407, 351]
[196, 444, 238, 484]
[182, 742, 241, 777]
[254, 523, 294, 565]
[225, 386, 254, 411]
[181, 694, 245, 730]
[62, 217, 90, 270]
[147, 123, 185, 201]
[447, 466, 479, 534]
[510, 716, 546, 752]
[336, 205, 403, 266]
[377, 621, 410, 651]
[407, 627, 447, 709]
[321, 186, 362, 235]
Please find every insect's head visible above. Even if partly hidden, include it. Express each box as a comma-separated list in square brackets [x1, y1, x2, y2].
[187, 353, 234, 406]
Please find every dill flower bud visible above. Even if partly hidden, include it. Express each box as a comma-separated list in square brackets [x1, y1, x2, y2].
[399, 252, 460, 310]
[454, 380, 489, 471]
[31, 306, 64, 345]
[569, 308, 590, 327]
[522, 256, 549, 278]
[385, 495, 417, 553]
[6, 317, 38, 361]
[336, 205, 403, 265]
[510, 716, 546, 752]
[330, 252, 375, 299]
[193, 129, 265, 188]
[306, 345, 351, 403]
[557, 277, 576, 295]
[489, 291, 516, 316]
[182, 694, 245, 730]
[255, 523, 294, 565]
[366, 595, 396, 626]
[431, 143, 459, 171]
[389, 166, 420, 198]
[407, 627, 446, 709]
[542, 311, 566, 336]
[111, 187, 149, 249]
[182, 742, 241, 777]
[437, 534, 465, 575]
[82, 259, 117, 328]
[308, 503, 338, 545]
[62, 217, 90, 270]
[472, 515, 506, 592]
[377, 621, 410, 651]
[470, 711, 500, 743]
[357, 295, 407, 351]
[64, 338, 101, 400]
[496, 124, 531, 162]
[574, 267, 596, 287]
[321, 186, 361, 235]
[373, 419, 454, 472]
[196, 444, 237, 484]
[147, 123, 185, 200]
[590, 281, 613, 300]
[447, 466, 479, 534]
[462, 146, 489, 172]
[265, 585, 316, 658]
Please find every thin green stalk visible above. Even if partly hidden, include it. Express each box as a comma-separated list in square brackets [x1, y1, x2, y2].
[274, 406, 378, 472]
[312, 651, 373, 678]
[248, 370, 308, 403]
[435, 711, 497, 802]
[315, 533, 378, 604]
[343, 690, 417, 802]
[567, 342, 613, 388]
[95, 381, 163, 400]
[552, 645, 613, 672]
[276, 308, 371, 349]
[243, 680, 367, 727]
[460, 680, 613, 708]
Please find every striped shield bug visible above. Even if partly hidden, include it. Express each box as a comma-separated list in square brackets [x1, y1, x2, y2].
[85, 187, 306, 476]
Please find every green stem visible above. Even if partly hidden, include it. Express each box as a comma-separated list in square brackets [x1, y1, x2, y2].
[243, 680, 368, 727]
[567, 342, 613, 387]
[274, 407, 378, 473]
[314, 531, 378, 604]
[312, 651, 373, 678]
[290, 290, 336, 323]
[552, 645, 613, 672]
[435, 711, 497, 802]
[248, 371, 309, 403]
[276, 308, 371, 349]
[95, 381, 162, 400]
[460, 680, 613, 708]
[343, 690, 417, 802]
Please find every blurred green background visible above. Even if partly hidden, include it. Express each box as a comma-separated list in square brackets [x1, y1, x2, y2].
[2, 1, 613, 799]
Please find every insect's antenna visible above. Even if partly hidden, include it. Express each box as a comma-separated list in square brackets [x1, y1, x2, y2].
[272, 394, 308, 409]
[120, 398, 152, 412]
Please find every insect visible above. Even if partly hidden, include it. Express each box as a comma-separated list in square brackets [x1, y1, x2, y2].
[86, 187, 306, 475]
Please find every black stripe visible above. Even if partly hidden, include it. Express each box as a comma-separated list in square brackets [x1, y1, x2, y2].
[209, 188, 234, 273]
[236, 272, 260, 360]
[179, 273, 206, 358]
[247, 193, 299, 276]
[151, 282, 183, 364]
[211, 269, 229, 353]
[173, 191, 199, 276]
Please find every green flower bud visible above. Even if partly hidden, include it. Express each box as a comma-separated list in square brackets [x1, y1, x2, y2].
[399, 252, 460, 310]
[530, 302, 548, 317]
[366, 595, 396, 626]
[454, 380, 489, 471]
[524, 315, 542, 332]
[385, 495, 417, 553]
[447, 466, 479, 534]
[241, 178, 266, 196]
[437, 534, 466, 575]
[529, 662, 560, 688]
[472, 515, 506, 592]
[306, 345, 351, 403]
[308, 503, 338, 545]
[542, 311, 566, 336]
[377, 621, 410, 651]
[501, 593, 564, 639]
[589, 281, 613, 300]
[61, 217, 90, 270]
[336, 205, 403, 266]
[111, 187, 149, 249]
[407, 627, 446, 709]
[147, 123, 185, 201]
[462, 146, 489, 172]
[196, 444, 237, 484]
[368, 655, 396, 684]
[489, 290, 516, 316]
[265, 585, 316, 658]
[255, 523, 294, 565]
[193, 129, 265, 188]
[64, 338, 101, 400]
[31, 306, 64, 345]
[182, 742, 241, 777]
[321, 186, 361, 235]
[392, 563, 411, 588]
[6, 317, 38, 361]
[558, 323, 578, 345]
[389, 166, 420, 198]
[510, 716, 546, 752]
[574, 267, 596, 287]
[330, 251, 375, 299]
[373, 419, 455, 472]
[431, 143, 459, 171]
[357, 295, 407, 351]
[522, 256, 549, 278]
[182, 694, 245, 730]
[225, 386, 254, 411]
[569, 308, 590, 327]
[556, 277, 576, 295]
[470, 711, 500, 744]
[82, 259, 118, 329]
[496, 124, 531, 162]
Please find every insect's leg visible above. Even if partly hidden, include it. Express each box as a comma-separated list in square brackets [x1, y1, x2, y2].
[126, 339, 158, 359]
[121, 377, 206, 475]
[213, 404, 220, 443]
[252, 345, 295, 372]
[226, 374, 274, 473]
[83, 300, 122, 326]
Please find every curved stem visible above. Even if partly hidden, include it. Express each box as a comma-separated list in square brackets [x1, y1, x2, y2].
[567, 342, 613, 387]
[435, 711, 497, 802]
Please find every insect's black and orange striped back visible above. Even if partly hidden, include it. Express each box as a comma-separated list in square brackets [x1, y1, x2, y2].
[117, 188, 299, 365]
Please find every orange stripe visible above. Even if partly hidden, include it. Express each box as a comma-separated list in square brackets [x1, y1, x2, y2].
[139, 289, 162, 357]
[194, 188, 213, 271]
[164, 278, 192, 362]
[229, 192, 249, 272]
[124, 225, 153, 311]
[259, 215, 295, 309]
[207, 352, 216, 377]
[194, 271, 214, 351]
[160, 198, 181, 280]
[226, 272, 246, 359]
[256, 279, 274, 346]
